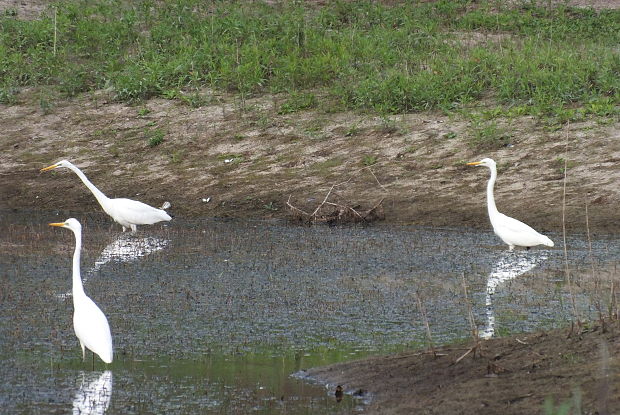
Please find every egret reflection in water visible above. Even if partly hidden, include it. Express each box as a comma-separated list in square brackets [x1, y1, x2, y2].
[57, 233, 169, 299]
[481, 250, 549, 339]
[73, 370, 113, 415]
[91, 233, 169, 272]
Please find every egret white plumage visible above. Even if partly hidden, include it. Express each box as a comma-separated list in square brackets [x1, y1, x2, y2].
[41, 160, 171, 232]
[467, 158, 554, 251]
[50, 218, 113, 364]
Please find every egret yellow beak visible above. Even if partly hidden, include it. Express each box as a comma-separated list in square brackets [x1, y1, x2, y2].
[49, 222, 66, 227]
[40, 163, 59, 172]
[466, 161, 483, 166]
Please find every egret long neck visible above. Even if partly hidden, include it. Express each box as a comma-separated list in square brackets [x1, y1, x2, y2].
[486, 166, 499, 217]
[67, 164, 110, 206]
[72, 229, 85, 299]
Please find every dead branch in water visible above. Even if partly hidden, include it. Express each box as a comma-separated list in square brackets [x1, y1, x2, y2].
[415, 291, 437, 359]
[286, 166, 387, 224]
[458, 272, 481, 362]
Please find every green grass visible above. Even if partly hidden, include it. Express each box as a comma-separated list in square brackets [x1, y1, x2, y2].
[146, 128, 165, 147]
[278, 91, 317, 114]
[468, 119, 513, 149]
[1, 0, 619, 118]
[362, 154, 378, 166]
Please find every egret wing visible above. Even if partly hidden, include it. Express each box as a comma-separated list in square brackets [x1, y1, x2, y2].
[111, 198, 171, 225]
[74, 296, 113, 363]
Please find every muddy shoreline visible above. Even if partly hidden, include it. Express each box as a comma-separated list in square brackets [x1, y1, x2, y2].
[2, 92, 619, 235]
[305, 326, 620, 415]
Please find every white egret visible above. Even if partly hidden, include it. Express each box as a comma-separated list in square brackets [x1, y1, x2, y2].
[50, 218, 113, 364]
[41, 160, 171, 232]
[467, 158, 554, 250]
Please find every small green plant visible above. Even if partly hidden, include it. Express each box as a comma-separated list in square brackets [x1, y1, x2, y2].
[180, 92, 210, 108]
[137, 107, 150, 117]
[147, 129, 165, 147]
[0, 86, 18, 105]
[493, 326, 513, 337]
[345, 124, 361, 137]
[469, 120, 512, 149]
[39, 98, 53, 115]
[263, 201, 278, 211]
[170, 150, 183, 163]
[553, 157, 575, 174]
[278, 92, 317, 114]
[379, 115, 398, 135]
[362, 155, 378, 166]
[444, 131, 457, 139]
[162, 89, 181, 100]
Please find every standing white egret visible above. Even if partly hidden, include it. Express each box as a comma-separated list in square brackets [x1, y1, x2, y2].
[467, 158, 554, 250]
[41, 160, 171, 232]
[50, 218, 113, 364]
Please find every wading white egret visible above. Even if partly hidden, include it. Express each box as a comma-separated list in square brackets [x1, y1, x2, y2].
[41, 160, 171, 232]
[467, 158, 554, 251]
[50, 218, 113, 364]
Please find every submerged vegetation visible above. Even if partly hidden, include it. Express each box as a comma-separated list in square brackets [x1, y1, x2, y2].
[0, 0, 619, 120]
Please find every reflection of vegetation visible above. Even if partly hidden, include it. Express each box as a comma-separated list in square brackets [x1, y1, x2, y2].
[543, 389, 582, 415]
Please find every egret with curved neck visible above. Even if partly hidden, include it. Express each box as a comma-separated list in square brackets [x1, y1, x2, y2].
[41, 160, 171, 232]
[467, 158, 554, 251]
[50, 218, 113, 364]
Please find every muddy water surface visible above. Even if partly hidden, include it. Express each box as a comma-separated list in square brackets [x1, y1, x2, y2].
[0, 210, 617, 414]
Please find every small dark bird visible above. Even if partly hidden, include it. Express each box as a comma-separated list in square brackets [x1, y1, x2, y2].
[335, 385, 343, 402]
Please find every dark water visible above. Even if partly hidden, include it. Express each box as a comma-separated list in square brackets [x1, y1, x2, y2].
[0, 210, 617, 414]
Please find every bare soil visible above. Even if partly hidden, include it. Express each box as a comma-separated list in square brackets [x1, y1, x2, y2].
[2, 89, 619, 235]
[307, 325, 620, 414]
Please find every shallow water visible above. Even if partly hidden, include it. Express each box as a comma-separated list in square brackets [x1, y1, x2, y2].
[0, 210, 617, 414]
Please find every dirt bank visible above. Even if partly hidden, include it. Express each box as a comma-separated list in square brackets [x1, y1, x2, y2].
[305, 325, 620, 414]
[2, 90, 619, 234]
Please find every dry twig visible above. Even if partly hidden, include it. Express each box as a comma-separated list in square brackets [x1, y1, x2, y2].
[415, 291, 437, 359]
[287, 166, 387, 224]
[457, 272, 481, 362]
